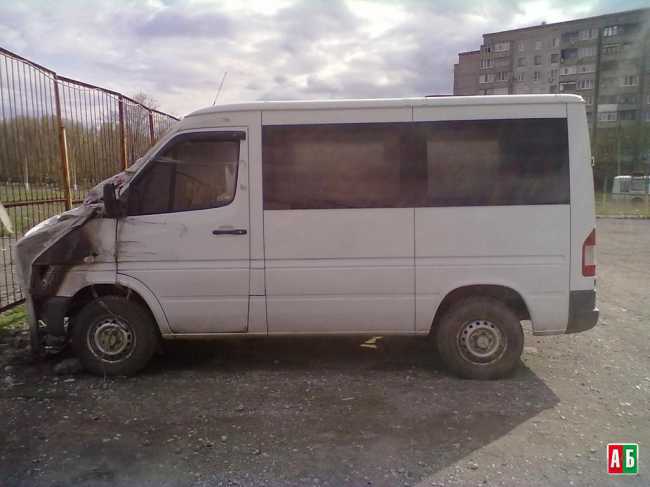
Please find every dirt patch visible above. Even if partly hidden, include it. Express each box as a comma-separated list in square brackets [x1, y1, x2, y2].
[1, 219, 649, 486]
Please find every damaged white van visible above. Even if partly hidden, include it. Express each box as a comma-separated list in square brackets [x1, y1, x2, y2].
[15, 95, 598, 379]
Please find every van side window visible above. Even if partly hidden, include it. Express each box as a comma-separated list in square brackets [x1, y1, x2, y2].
[418, 119, 570, 206]
[127, 135, 240, 216]
[262, 119, 569, 209]
[262, 123, 407, 209]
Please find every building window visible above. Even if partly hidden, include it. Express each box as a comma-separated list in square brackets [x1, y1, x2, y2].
[533, 71, 542, 82]
[479, 73, 495, 84]
[584, 95, 593, 105]
[619, 94, 637, 104]
[560, 66, 577, 76]
[514, 71, 525, 82]
[535, 40, 542, 50]
[559, 81, 577, 92]
[562, 31, 579, 43]
[494, 42, 510, 52]
[518, 41, 525, 51]
[603, 25, 618, 37]
[534, 55, 543, 65]
[598, 111, 617, 122]
[517, 57, 526, 67]
[622, 75, 638, 86]
[553, 37, 560, 48]
[579, 28, 598, 40]
[550, 53, 560, 64]
[577, 79, 594, 90]
[496, 71, 509, 82]
[619, 110, 637, 121]
[578, 46, 596, 58]
[548, 69, 558, 82]
[561, 48, 578, 61]
[480, 58, 493, 69]
[644, 112, 650, 122]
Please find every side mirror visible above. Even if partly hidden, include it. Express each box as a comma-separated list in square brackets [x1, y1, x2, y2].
[103, 182, 120, 218]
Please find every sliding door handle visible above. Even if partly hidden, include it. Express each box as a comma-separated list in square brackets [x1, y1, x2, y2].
[212, 228, 247, 235]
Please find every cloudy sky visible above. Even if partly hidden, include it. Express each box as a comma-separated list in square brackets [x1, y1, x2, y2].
[0, 0, 646, 116]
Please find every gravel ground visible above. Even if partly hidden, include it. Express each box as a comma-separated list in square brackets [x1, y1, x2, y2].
[0, 218, 648, 487]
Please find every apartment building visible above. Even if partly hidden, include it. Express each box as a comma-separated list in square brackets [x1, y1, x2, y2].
[453, 8, 650, 175]
[453, 50, 481, 95]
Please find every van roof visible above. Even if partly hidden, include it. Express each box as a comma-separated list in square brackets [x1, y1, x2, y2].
[186, 94, 584, 118]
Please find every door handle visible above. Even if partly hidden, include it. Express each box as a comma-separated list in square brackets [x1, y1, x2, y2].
[212, 228, 247, 235]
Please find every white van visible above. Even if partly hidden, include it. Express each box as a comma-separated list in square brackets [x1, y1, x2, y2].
[15, 95, 598, 379]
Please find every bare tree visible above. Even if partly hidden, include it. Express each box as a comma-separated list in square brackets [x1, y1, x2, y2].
[125, 92, 161, 161]
[131, 92, 160, 111]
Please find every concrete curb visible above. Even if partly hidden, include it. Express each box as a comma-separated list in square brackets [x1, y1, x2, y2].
[596, 215, 650, 220]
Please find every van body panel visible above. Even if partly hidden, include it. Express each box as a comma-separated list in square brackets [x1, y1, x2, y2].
[248, 111, 265, 262]
[117, 128, 251, 334]
[413, 102, 566, 122]
[264, 208, 415, 333]
[186, 95, 584, 118]
[567, 103, 597, 293]
[56, 268, 117, 297]
[116, 273, 173, 335]
[262, 107, 412, 126]
[414, 205, 570, 334]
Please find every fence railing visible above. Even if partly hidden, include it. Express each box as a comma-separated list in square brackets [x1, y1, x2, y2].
[0, 47, 179, 312]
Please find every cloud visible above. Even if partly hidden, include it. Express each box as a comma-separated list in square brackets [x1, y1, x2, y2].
[1, 0, 647, 116]
[135, 9, 234, 38]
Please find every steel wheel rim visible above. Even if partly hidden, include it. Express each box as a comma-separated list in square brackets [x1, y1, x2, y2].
[87, 317, 136, 363]
[457, 320, 507, 365]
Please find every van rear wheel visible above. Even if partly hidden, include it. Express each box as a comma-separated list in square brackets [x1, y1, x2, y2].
[436, 297, 523, 380]
[71, 296, 158, 376]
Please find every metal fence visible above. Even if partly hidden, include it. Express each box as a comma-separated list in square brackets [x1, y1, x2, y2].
[0, 47, 179, 312]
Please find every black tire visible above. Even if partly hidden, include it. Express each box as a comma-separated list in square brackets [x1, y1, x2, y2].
[436, 297, 524, 380]
[71, 295, 158, 376]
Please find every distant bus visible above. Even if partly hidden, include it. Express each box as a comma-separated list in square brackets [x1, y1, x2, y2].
[611, 175, 650, 204]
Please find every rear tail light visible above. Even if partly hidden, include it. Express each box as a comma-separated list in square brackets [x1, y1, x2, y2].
[582, 229, 596, 277]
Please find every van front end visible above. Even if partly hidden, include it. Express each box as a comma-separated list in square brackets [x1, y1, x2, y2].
[14, 175, 126, 352]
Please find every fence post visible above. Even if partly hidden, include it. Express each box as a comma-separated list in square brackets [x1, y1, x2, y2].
[148, 111, 155, 145]
[53, 78, 72, 210]
[118, 96, 128, 171]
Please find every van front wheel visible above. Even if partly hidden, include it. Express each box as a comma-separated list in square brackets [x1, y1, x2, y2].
[71, 296, 158, 376]
[436, 297, 523, 380]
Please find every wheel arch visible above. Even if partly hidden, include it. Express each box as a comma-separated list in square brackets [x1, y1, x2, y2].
[65, 276, 171, 335]
[430, 284, 531, 335]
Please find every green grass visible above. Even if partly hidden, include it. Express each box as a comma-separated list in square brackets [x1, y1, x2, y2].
[0, 184, 67, 204]
[596, 192, 650, 218]
[0, 305, 26, 331]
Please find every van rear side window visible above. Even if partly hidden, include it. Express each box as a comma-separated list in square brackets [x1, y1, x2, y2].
[419, 119, 570, 206]
[262, 119, 569, 209]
